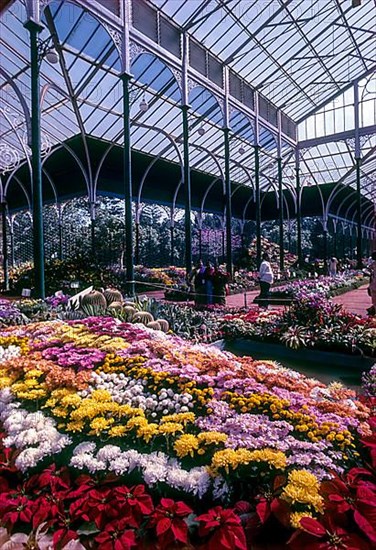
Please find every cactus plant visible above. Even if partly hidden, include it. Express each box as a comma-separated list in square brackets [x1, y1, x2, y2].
[156, 318, 169, 332]
[132, 311, 154, 324]
[146, 321, 162, 331]
[104, 288, 123, 305]
[81, 291, 107, 309]
[107, 301, 123, 310]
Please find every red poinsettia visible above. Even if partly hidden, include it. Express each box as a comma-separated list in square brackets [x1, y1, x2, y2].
[149, 498, 192, 548]
[196, 506, 247, 550]
[113, 484, 154, 520]
[80, 486, 119, 529]
[52, 513, 80, 550]
[0, 492, 35, 526]
[321, 470, 376, 543]
[0, 444, 17, 473]
[289, 516, 372, 550]
[95, 518, 137, 550]
[29, 465, 72, 493]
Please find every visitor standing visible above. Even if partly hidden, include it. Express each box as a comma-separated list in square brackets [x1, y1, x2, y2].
[258, 252, 274, 298]
[189, 260, 206, 306]
[367, 251, 376, 316]
[204, 261, 215, 305]
[328, 257, 338, 277]
[212, 261, 230, 305]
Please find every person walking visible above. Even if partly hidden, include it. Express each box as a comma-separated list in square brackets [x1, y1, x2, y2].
[328, 257, 338, 277]
[258, 252, 274, 298]
[367, 251, 376, 316]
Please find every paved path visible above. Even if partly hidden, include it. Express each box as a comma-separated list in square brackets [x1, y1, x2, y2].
[144, 284, 372, 317]
[331, 284, 370, 317]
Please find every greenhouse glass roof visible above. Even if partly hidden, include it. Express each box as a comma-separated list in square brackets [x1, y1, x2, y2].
[0, 0, 375, 222]
[150, 0, 375, 121]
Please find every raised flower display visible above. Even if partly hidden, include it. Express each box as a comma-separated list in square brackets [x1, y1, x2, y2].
[222, 294, 376, 356]
[0, 317, 375, 548]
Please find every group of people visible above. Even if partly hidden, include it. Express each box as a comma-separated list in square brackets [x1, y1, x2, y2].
[188, 260, 229, 306]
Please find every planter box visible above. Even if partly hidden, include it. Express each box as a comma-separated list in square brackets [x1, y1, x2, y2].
[224, 338, 374, 372]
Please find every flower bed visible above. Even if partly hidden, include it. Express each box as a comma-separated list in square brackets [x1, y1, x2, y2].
[0, 318, 375, 548]
[269, 273, 366, 300]
[221, 295, 376, 356]
[7, 259, 187, 295]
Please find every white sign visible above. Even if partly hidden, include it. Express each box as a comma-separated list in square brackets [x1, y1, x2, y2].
[21, 288, 31, 297]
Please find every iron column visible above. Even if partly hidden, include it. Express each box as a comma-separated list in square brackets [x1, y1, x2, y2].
[354, 80, 362, 268]
[295, 148, 302, 267]
[277, 156, 284, 271]
[24, 19, 45, 298]
[1, 202, 9, 291]
[223, 127, 232, 275]
[182, 104, 192, 274]
[277, 110, 284, 271]
[121, 72, 135, 296]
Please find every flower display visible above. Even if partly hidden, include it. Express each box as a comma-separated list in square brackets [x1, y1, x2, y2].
[0, 316, 375, 548]
[221, 293, 376, 356]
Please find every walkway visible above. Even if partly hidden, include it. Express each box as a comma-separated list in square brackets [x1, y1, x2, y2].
[331, 284, 370, 317]
[144, 284, 371, 317]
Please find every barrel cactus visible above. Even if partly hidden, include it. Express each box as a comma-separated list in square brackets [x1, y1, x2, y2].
[81, 290, 107, 309]
[104, 288, 123, 306]
[156, 318, 169, 332]
[132, 311, 154, 324]
[107, 301, 123, 310]
[147, 321, 162, 331]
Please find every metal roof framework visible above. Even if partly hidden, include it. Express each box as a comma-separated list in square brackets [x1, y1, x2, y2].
[0, 0, 374, 235]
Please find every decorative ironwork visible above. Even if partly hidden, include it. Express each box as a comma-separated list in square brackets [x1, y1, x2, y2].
[0, 143, 20, 174]
[103, 23, 122, 56]
[187, 78, 196, 93]
[171, 68, 182, 89]
[21, 127, 51, 157]
[129, 42, 145, 63]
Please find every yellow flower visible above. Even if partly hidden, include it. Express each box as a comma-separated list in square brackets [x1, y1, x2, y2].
[66, 420, 85, 433]
[0, 376, 15, 389]
[51, 406, 69, 418]
[90, 389, 112, 402]
[90, 416, 114, 435]
[24, 369, 43, 378]
[174, 434, 199, 458]
[161, 412, 195, 425]
[158, 422, 184, 436]
[211, 448, 287, 475]
[61, 394, 82, 408]
[281, 469, 323, 513]
[137, 423, 159, 443]
[127, 416, 148, 430]
[197, 431, 228, 446]
[109, 425, 127, 438]
[247, 449, 287, 470]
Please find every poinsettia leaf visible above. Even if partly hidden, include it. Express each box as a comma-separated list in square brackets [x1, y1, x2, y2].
[156, 517, 171, 537]
[171, 519, 188, 543]
[354, 510, 376, 543]
[256, 500, 270, 524]
[299, 517, 326, 537]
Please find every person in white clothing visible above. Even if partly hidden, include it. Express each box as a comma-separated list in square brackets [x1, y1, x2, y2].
[328, 257, 338, 277]
[258, 252, 274, 298]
